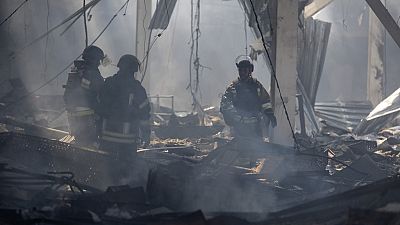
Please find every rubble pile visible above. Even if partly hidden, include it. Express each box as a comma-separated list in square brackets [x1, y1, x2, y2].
[1, 80, 400, 224]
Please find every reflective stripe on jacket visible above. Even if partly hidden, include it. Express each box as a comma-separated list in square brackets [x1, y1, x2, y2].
[100, 119, 138, 144]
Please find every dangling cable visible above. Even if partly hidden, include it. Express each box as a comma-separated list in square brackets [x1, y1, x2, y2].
[83, 0, 88, 47]
[248, 0, 298, 148]
[43, 0, 50, 79]
[0, 0, 29, 27]
[1, 0, 131, 113]
[244, 11, 248, 56]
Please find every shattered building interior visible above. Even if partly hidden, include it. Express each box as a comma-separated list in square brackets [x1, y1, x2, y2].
[1, 0, 400, 224]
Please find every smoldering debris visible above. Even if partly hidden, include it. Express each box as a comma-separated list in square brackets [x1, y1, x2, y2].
[0, 71, 400, 225]
[1, 87, 400, 223]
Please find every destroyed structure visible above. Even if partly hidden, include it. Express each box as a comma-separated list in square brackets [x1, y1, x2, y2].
[1, 0, 400, 224]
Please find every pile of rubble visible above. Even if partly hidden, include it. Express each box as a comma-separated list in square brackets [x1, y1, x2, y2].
[1, 79, 400, 224]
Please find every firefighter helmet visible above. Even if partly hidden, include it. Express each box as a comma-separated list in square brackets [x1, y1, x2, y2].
[82, 45, 105, 62]
[235, 55, 254, 72]
[117, 54, 140, 72]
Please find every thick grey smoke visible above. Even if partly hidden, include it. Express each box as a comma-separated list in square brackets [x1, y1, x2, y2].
[0, 0, 270, 111]
[2, 0, 400, 110]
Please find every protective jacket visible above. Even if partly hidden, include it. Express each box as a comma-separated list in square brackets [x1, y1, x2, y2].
[220, 76, 274, 138]
[98, 71, 150, 148]
[63, 60, 104, 145]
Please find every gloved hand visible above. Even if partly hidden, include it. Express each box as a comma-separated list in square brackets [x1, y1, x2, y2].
[269, 114, 277, 128]
[264, 110, 277, 128]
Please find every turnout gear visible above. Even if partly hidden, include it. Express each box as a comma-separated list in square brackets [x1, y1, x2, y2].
[220, 76, 276, 138]
[63, 50, 104, 145]
[98, 56, 150, 160]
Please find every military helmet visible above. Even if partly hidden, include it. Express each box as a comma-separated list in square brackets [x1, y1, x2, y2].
[117, 54, 140, 72]
[235, 55, 254, 72]
[82, 45, 105, 62]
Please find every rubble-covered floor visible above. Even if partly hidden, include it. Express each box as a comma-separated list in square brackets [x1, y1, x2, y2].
[1, 89, 400, 224]
[1, 122, 400, 224]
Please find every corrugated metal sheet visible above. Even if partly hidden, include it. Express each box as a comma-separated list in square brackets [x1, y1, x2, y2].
[297, 78, 320, 132]
[298, 18, 331, 106]
[315, 101, 373, 132]
[149, 0, 177, 30]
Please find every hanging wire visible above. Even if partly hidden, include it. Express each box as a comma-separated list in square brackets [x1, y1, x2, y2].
[11, 0, 101, 58]
[1, 0, 131, 113]
[166, 0, 180, 79]
[43, 0, 50, 79]
[248, 0, 298, 147]
[83, 0, 88, 47]
[123, 0, 129, 15]
[140, 32, 162, 83]
[140, 0, 151, 83]
[194, 0, 201, 93]
[244, 11, 248, 56]
[139, 0, 152, 83]
[188, 0, 194, 92]
[0, 0, 29, 27]
[187, 0, 204, 112]
[140, 0, 172, 83]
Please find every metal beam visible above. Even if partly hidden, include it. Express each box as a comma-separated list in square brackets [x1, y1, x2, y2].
[365, 0, 400, 49]
[304, 0, 335, 18]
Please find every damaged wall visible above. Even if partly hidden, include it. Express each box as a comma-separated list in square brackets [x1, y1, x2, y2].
[314, 0, 400, 103]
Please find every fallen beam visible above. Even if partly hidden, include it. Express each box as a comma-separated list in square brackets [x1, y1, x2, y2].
[304, 0, 335, 18]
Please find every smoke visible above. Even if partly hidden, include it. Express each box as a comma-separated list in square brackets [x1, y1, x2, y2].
[314, 0, 400, 102]
[2, 0, 400, 110]
[149, 0, 270, 110]
[0, 0, 270, 111]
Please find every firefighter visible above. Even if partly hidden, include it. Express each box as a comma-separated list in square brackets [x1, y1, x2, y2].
[98, 54, 151, 161]
[220, 56, 277, 139]
[63, 45, 105, 146]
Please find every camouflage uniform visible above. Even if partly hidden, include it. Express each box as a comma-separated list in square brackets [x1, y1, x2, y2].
[220, 77, 274, 138]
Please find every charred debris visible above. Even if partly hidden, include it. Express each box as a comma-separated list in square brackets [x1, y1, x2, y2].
[1, 0, 400, 224]
[2, 82, 400, 224]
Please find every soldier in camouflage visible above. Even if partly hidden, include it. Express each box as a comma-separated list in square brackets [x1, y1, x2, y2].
[220, 57, 277, 139]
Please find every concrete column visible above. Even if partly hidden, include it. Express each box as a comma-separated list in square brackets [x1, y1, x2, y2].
[271, 0, 298, 146]
[367, 2, 386, 107]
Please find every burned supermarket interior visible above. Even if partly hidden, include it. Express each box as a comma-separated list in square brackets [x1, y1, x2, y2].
[1, 0, 400, 224]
